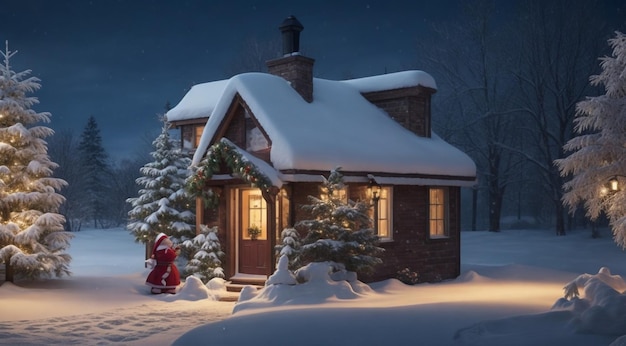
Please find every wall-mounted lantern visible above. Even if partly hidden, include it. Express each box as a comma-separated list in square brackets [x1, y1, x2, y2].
[368, 178, 381, 202]
[368, 178, 381, 233]
[609, 176, 620, 192]
[601, 176, 623, 197]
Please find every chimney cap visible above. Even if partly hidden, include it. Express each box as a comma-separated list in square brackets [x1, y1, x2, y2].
[279, 15, 304, 33]
[279, 15, 304, 56]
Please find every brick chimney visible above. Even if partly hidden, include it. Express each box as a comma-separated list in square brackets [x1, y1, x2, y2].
[266, 15, 314, 103]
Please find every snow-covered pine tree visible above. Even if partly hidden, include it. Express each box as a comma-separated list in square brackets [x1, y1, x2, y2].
[275, 227, 302, 271]
[78, 115, 110, 228]
[556, 31, 626, 246]
[181, 224, 224, 283]
[127, 117, 195, 246]
[297, 168, 383, 275]
[0, 41, 72, 282]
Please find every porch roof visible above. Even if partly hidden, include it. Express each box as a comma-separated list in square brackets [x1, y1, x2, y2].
[226, 139, 284, 188]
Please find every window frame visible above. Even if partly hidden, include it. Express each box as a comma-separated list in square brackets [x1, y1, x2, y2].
[428, 187, 449, 239]
[375, 186, 393, 241]
[241, 189, 267, 240]
[193, 125, 205, 148]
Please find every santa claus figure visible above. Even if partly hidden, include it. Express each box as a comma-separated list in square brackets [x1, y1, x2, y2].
[145, 233, 181, 294]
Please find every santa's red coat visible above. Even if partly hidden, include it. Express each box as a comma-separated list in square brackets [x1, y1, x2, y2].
[145, 247, 181, 289]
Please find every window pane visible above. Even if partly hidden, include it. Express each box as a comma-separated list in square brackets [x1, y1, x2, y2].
[370, 186, 392, 240]
[429, 188, 448, 238]
[379, 199, 388, 219]
[242, 189, 267, 240]
[379, 220, 389, 238]
[194, 125, 204, 148]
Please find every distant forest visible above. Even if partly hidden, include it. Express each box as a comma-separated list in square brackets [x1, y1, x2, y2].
[50, 0, 623, 235]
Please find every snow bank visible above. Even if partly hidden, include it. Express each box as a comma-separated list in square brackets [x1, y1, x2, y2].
[455, 267, 626, 344]
[554, 267, 626, 335]
[161, 276, 215, 301]
[233, 261, 374, 314]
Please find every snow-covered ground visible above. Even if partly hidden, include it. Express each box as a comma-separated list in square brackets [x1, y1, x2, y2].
[1, 227, 625, 345]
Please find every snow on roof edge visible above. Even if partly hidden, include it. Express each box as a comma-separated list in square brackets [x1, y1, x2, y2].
[279, 174, 477, 187]
[341, 70, 437, 93]
[188, 72, 476, 180]
[166, 79, 230, 122]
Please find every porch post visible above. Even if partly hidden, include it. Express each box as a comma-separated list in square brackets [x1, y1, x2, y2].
[262, 187, 279, 275]
[195, 196, 203, 235]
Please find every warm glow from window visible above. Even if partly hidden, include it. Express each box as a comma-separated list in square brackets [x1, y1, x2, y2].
[321, 186, 347, 202]
[194, 125, 204, 148]
[374, 187, 392, 240]
[429, 187, 448, 238]
[241, 189, 267, 240]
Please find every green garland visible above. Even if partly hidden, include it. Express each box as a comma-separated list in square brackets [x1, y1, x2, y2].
[186, 139, 273, 208]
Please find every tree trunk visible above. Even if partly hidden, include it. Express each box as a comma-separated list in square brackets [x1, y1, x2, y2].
[488, 196, 502, 232]
[471, 188, 477, 231]
[5, 260, 14, 283]
[488, 182, 503, 232]
[555, 202, 566, 236]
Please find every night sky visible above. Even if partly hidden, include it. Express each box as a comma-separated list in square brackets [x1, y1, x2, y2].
[0, 1, 622, 161]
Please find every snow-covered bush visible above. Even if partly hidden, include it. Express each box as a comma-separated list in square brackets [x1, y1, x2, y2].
[554, 267, 626, 335]
[181, 225, 225, 283]
[396, 267, 420, 285]
[275, 227, 302, 270]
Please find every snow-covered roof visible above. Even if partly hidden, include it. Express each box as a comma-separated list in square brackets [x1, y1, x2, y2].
[169, 70, 476, 185]
[166, 79, 230, 122]
[341, 70, 437, 93]
[167, 70, 437, 123]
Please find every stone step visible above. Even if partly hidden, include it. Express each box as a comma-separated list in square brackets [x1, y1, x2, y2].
[218, 281, 264, 302]
[225, 282, 264, 292]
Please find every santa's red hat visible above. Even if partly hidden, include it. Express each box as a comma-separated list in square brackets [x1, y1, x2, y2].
[152, 233, 168, 255]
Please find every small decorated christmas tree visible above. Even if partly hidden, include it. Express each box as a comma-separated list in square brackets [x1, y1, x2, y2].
[297, 168, 383, 275]
[275, 227, 302, 271]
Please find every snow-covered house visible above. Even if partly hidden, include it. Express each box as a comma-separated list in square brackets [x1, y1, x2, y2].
[166, 16, 476, 284]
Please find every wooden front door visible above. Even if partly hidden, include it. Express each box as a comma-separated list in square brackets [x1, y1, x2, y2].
[238, 189, 269, 275]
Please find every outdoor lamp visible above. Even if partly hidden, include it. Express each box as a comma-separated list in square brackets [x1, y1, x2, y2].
[368, 178, 381, 234]
[610, 176, 619, 192]
[368, 178, 381, 203]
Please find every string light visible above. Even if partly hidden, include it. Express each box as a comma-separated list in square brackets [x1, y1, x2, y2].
[186, 139, 273, 208]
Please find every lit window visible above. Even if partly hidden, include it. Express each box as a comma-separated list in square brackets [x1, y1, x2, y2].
[429, 187, 449, 238]
[241, 189, 267, 240]
[321, 186, 347, 203]
[194, 125, 205, 148]
[374, 187, 392, 240]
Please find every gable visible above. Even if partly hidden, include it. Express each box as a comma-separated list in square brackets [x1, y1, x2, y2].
[211, 94, 272, 161]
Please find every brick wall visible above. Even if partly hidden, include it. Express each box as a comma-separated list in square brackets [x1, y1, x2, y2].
[266, 55, 315, 103]
[364, 185, 460, 283]
[287, 182, 461, 283]
[223, 106, 246, 147]
[362, 86, 434, 138]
